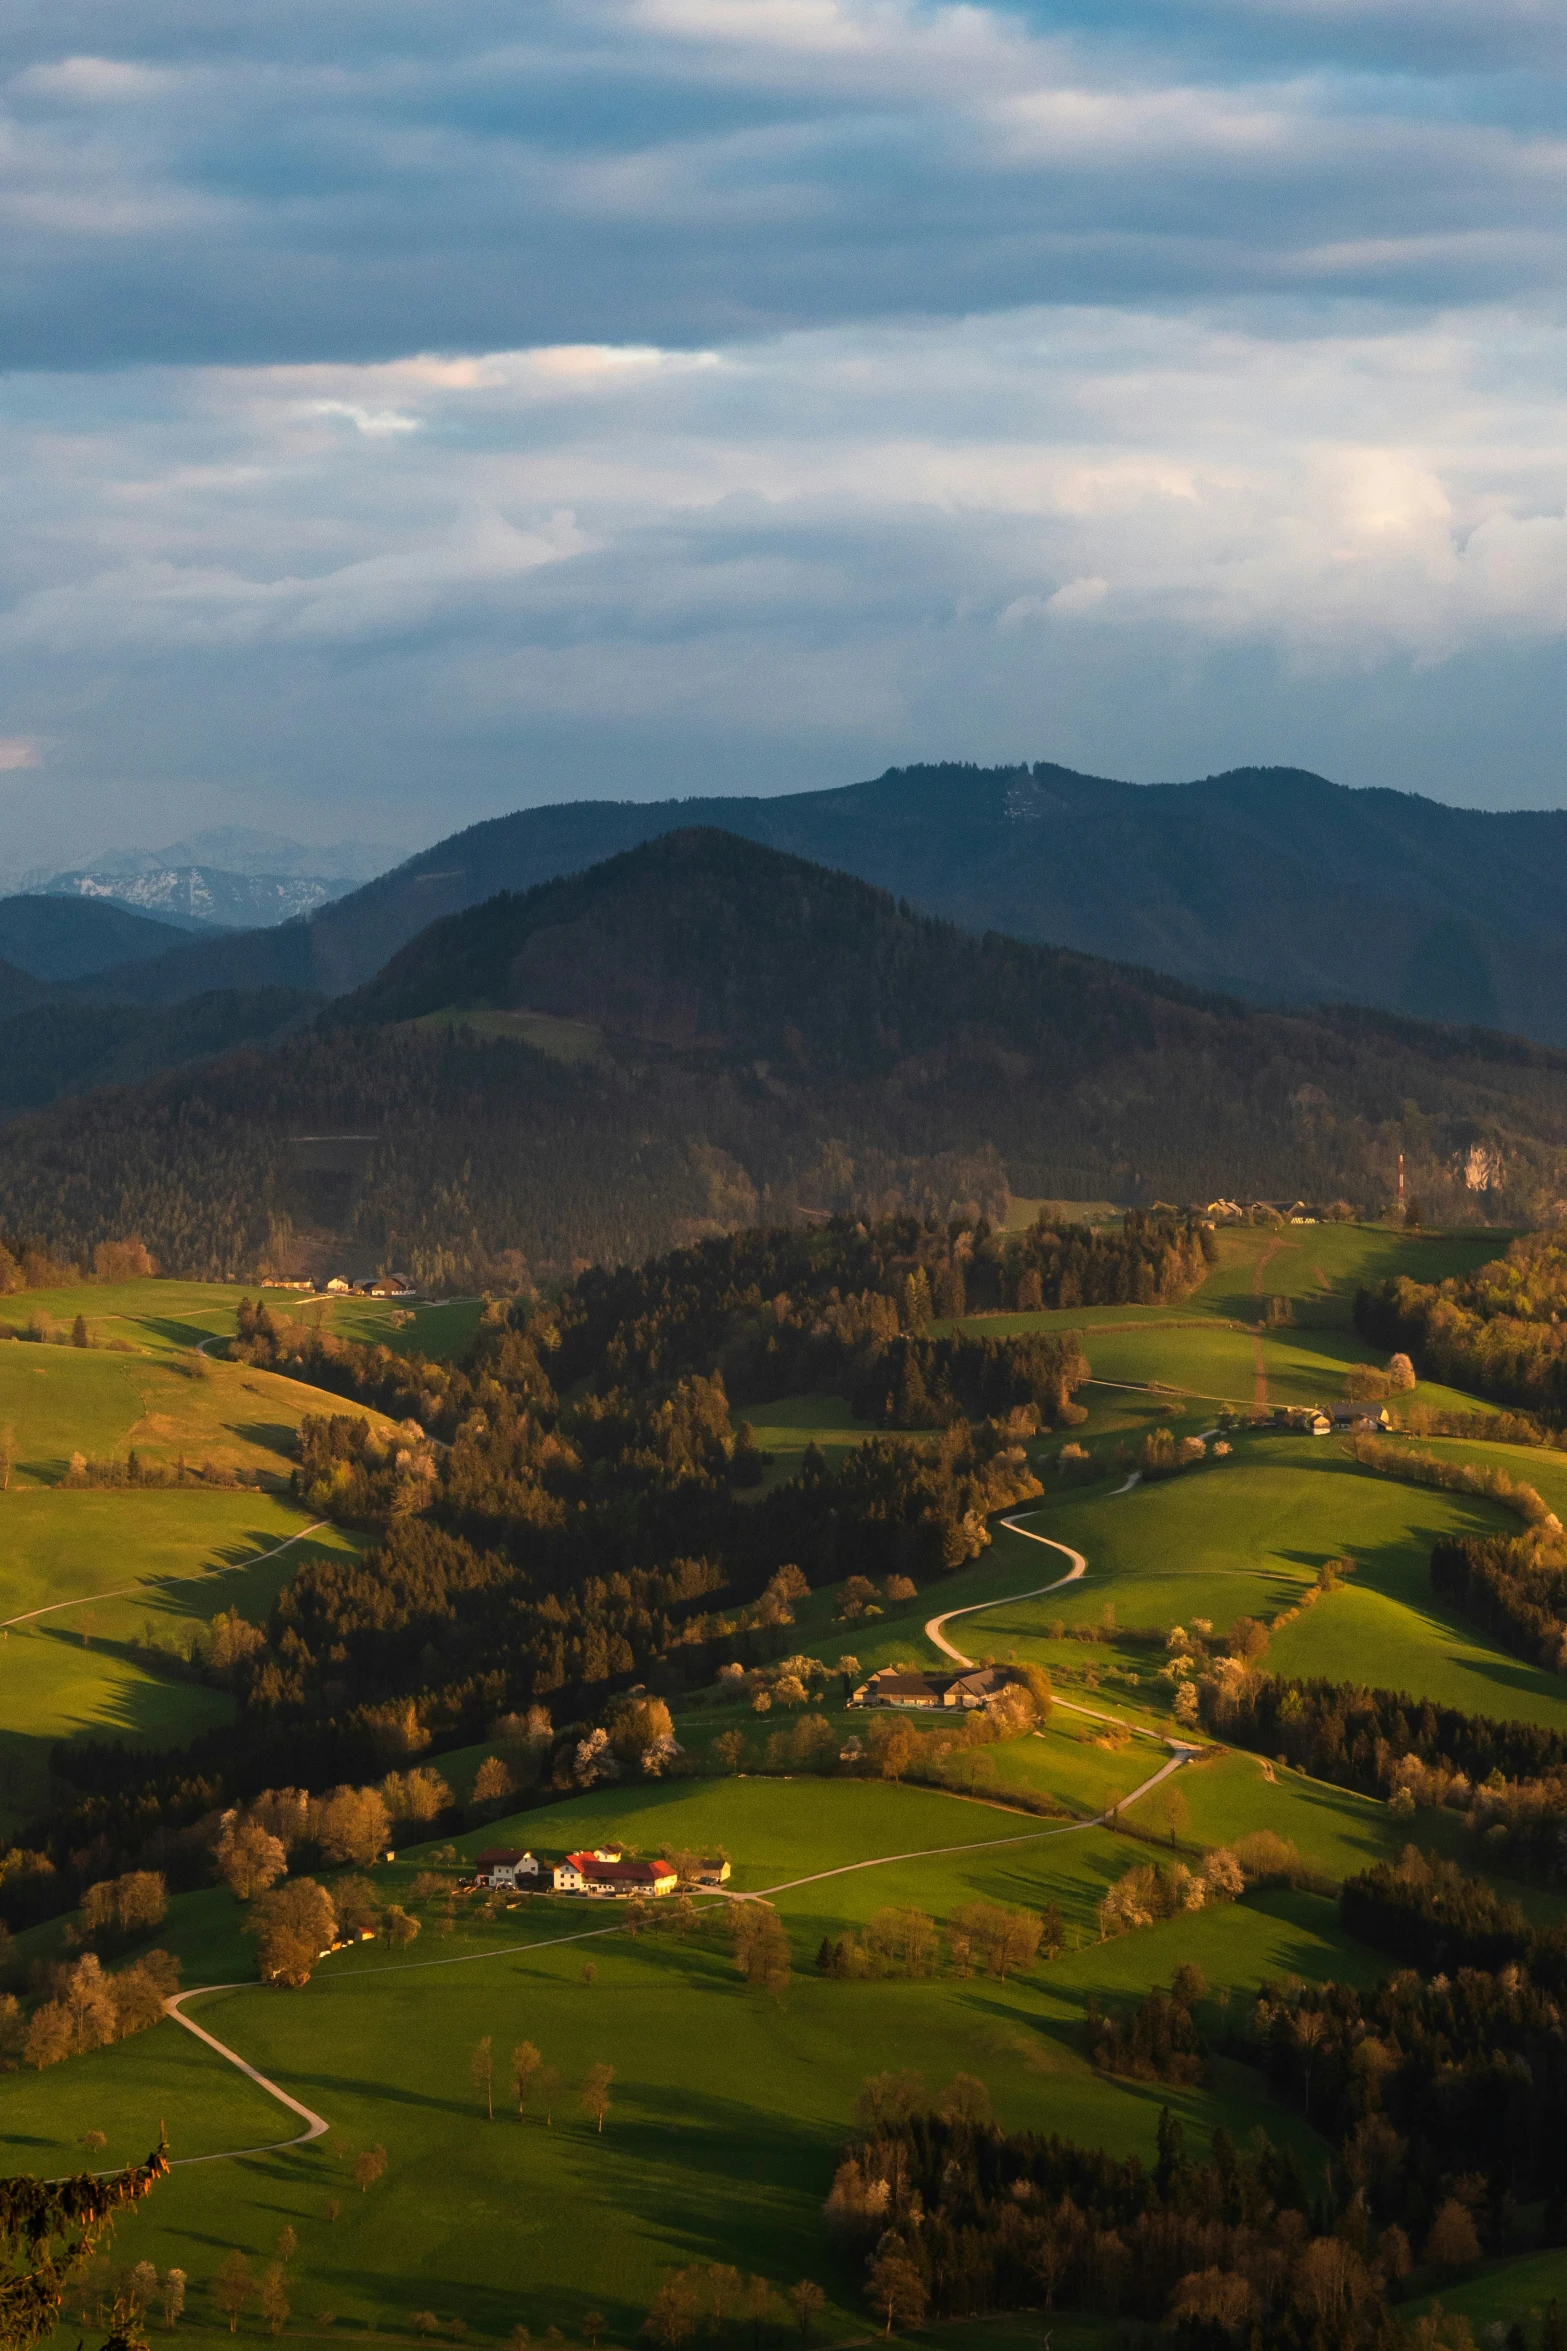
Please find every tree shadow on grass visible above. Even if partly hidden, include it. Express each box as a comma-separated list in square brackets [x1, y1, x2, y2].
[229, 1419, 311, 1462]
[33, 1635, 232, 1744]
[139, 1317, 229, 1353]
[0, 1724, 57, 1823]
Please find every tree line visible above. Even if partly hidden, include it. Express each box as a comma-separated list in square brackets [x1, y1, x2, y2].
[1357, 1227, 1567, 1424]
[1340, 1848, 1567, 1993]
[1430, 1530, 1567, 1673]
[1195, 1668, 1567, 1798]
[830, 1934, 1567, 2340]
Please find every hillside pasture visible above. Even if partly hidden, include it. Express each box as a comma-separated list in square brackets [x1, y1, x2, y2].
[1074, 1320, 1257, 1403]
[1189, 1222, 1509, 1322]
[956, 1441, 1567, 1728]
[0, 1273, 478, 1369]
[0, 1500, 364, 1826]
[0, 1324, 406, 1488]
[0, 1772, 1365, 2344]
[737, 1390, 868, 1490]
[304, 1291, 483, 1360]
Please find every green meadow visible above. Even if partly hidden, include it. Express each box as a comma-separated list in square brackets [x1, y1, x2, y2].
[956, 1443, 1567, 1727]
[0, 1339, 372, 1489]
[1186, 1220, 1507, 1322]
[738, 1391, 868, 1490]
[0, 1500, 365, 1826]
[0, 1275, 477, 1369]
[0, 1775, 1371, 2346]
[4, 1235, 1566, 2350]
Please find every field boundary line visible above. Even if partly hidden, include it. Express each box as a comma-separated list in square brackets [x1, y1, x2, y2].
[0, 1520, 330, 1630]
[743, 1749, 1192, 1897]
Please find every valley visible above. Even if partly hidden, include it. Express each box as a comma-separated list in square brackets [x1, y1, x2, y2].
[6, 833, 1567, 2351]
[6, 1207, 1567, 2347]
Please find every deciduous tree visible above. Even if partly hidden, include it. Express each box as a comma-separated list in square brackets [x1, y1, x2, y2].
[787, 2280, 825, 2341]
[471, 2037, 494, 2121]
[511, 2041, 541, 2117]
[1423, 2200, 1482, 2270]
[258, 2263, 289, 2336]
[214, 2253, 254, 2336]
[581, 2063, 614, 2134]
[867, 2251, 927, 2334]
[246, 1880, 336, 1988]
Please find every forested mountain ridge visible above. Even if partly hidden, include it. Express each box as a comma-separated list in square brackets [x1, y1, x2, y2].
[4, 830, 1567, 1284]
[0, 984, 321, 1122]
[0, 892, 200, 980]
[68, 761, 1567, 1045]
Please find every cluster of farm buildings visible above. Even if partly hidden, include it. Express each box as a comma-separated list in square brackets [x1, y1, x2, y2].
[265, 1274, 417, 1297]
[847, 1662, 1017, 1712]
[471, 1844, 732, 1900]
[1272, 1402, 1391, 1438]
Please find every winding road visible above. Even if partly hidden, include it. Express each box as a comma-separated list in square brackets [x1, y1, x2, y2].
[161, 1990, 331, 2165]
[148, 1488, 1197, 2170]
[158, 1735, 1192, 2165]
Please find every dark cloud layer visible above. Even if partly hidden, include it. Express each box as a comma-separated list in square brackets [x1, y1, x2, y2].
[2, 0, 1567, 858]
[1, 0, 1565, 365]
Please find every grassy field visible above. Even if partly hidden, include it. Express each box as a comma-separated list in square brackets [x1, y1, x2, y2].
[739, 1391, 869, 1491]
[956, 1440, 1567, 1728]
[1, 1773, 1371, 2346]
[1186, 1221, 1507, 1322]
[308, 1294, 483, 1359]
[704, 1424, 1567, 1743]
[945, 1224, 1506, 1341]
[4, 1234, 1563, 2349]
[928, 1225, 1512, 1422]
[0, 1277, 478, 1366]
[0, 1501, 364, 1825]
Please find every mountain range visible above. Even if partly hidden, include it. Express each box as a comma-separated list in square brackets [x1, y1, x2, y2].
[2, 827, 1565, 1287]
[28, 827, 404, 932]
[41, 763, 1567, 1047]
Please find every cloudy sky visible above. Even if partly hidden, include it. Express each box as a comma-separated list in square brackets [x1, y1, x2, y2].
[2, 0, 1567, 869]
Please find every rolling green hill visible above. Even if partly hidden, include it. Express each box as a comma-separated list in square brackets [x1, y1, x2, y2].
[6, 1211, 1567, 2347]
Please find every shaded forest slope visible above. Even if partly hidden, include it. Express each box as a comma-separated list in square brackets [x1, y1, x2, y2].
[2, 831, 1567, 1284]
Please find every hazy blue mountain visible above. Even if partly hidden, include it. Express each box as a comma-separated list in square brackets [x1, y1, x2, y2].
[60, 761, 1567, 1044]
[33, 826, 407, 932]
[0, 894, 202, 980]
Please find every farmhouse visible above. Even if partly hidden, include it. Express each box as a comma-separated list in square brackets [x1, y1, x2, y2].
[1270, 1405, 1332, 1437]
[848, 1663, 1015, 1711]
[473, 1848, 541, 1889]
[559, 1850, 679, 1899]
[1332, 1401, 1391, 1431]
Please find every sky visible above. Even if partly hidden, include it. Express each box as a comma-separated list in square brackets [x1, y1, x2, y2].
[3, 0, 1567, 873]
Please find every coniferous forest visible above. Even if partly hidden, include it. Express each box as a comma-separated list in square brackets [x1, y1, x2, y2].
[1, 833, 1567, 1284]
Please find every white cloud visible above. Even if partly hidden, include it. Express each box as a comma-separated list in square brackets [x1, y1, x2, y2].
[4, 309, 1567, 745]
[1047, 576, 1111, 616]
[306, 400, 423, 436]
